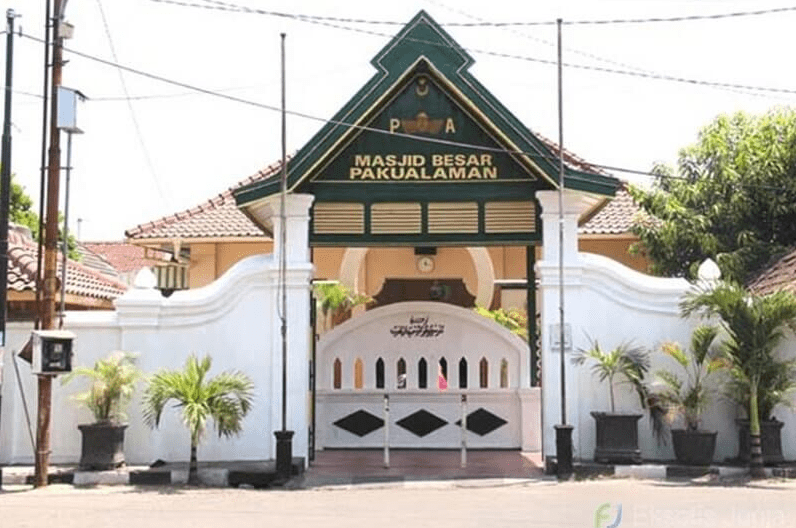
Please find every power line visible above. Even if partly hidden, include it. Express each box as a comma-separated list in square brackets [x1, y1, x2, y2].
[20, 31, 796, 193]
[148, 0, 796, 98]
[95, 0, 173, 208]
[426, 0, 785, 103]
[152, 0, 796, 27]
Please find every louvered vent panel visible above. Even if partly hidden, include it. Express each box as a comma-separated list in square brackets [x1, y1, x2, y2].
[428, 202, 479, 234]
[313, 203, 365, 234]
[485, 201, 536, 233]
[371, 203, 422, 234]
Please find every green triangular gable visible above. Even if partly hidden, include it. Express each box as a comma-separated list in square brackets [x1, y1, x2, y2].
[234, 10, 618, 207]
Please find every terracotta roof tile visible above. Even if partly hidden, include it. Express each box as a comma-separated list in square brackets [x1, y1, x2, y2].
[748, 249, 796, 296]
[125, 160, 284, 240]
[579, 185, 644, 235]
[82, 242, 170, 274]
[7, 226, 127, 300]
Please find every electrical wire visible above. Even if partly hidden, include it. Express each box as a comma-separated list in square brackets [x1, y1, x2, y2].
[148, 0, 796, 98]
[19, 32, 796, 193]
[95, 0, 174, 208]
[426, 0, 787, 103]
[151, 0, 796, 27]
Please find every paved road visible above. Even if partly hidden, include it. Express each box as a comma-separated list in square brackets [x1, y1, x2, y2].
[1, 478, 794, 528]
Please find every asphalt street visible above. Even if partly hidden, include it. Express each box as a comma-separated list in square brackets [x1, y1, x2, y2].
[1, 478, 795, 528]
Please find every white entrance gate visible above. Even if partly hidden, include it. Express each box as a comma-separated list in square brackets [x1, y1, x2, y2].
[316, 302, 541, 450]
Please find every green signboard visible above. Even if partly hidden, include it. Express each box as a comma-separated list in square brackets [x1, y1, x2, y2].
[313, 70, 537, 185]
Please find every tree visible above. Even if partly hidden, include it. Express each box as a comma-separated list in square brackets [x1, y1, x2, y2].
[3, 173, 79, 259]
[630, 108, 796, 283]
[681, 281, 796, 477]
[142, 354, 254, 485]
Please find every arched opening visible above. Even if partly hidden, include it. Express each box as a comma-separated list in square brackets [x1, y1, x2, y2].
[375, 357, 385, 389]
[418, 357, 428, 389]
[479, 357, 488, 388]
[459, 357, 468, 389]
[500, 358, 509, 388]
[397, 357, 407, 389]
[438, 357, 448, 390]
[354, 358, 364, 389]
[333, 358, 342, 389]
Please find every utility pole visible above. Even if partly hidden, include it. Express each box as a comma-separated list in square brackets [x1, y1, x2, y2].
[1, 10, 18, 352]
[35, 0, 68, 488]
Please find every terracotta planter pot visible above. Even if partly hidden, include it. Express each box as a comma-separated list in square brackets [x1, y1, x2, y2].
[591, 412, 642, 464]
[736, 419, 784, 465]
[78, 423, 127, 470]
[671, 429, 717, 466]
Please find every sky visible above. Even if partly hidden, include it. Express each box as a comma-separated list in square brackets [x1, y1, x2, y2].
[4, 0, 796, 242]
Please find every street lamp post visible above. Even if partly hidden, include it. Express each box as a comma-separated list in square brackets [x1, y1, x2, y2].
[273, 32, 293, 484]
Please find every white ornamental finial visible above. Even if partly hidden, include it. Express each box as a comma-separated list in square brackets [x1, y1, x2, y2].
[697, 258, 721, 281]
[133, 267, 158, 289]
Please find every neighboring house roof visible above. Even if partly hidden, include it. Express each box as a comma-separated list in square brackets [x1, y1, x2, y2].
[748, 249, 796, 296]
[7, 226, 128, 301]
[77, 244, 121, 280]
[579, 185, 643, 235]
[125, 160, 283, 241]
[82, 242, 169, 275]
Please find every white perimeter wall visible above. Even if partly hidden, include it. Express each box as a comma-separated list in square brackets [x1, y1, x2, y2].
[537, 191, 796, 464]
[0, 194, 315, 466]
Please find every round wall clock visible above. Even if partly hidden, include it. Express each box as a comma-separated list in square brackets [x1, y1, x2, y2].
[416, 256, 435, 273]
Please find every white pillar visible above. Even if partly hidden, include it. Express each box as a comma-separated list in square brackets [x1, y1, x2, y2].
[265, 193, 315, 463]
[535, 190, 588, 464]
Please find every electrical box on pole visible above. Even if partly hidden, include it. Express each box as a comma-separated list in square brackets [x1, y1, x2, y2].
[31, 330, 75, 375]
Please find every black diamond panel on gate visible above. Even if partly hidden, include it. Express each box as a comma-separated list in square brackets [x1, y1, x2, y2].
[334, 410, 385, 437]
[455, 407, 508, 436]
[396, 410, 448, 437]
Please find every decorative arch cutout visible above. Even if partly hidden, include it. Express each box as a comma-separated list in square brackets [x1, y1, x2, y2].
[459, 357, 468, 389]
[376, 357, 385, 389]
[438, 357, 448, 390]
[479, 357, 489, 388]
[418, 357, 428, 389]
[354, 358, 364, 389]
[397, 357, 407, 389]
[500, 358, 509, 388]
[333, 358, 342, 389]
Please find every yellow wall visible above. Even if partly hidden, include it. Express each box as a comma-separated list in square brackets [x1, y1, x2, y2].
[184, 237, 649, 291]
[359, 247, 478, 297]
[578, 236, 649, 274]
[188, 241, 273, 288]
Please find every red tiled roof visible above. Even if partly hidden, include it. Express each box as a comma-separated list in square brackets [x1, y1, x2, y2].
[579, 185, 644, 235]
[536, 133, 610, 176]
[7, 227, 128, 300]
[82, 242, 169, 273]
[125, 161, 283, 241]
[748, 249, 796, 296]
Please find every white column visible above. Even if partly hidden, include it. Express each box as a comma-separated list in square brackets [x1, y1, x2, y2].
[266, 193, 315, 463]
[535, 190, 588, 464]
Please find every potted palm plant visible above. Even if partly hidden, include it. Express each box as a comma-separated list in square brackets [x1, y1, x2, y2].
[573, 341, 664, 464]
[726, 354, 796, 465]
[654, 325, 723, 465]
[682, 281, 796, 477]
[314, 282, 373, 329]
[63, 351, 141, 470]
[142, 354, 254, 485]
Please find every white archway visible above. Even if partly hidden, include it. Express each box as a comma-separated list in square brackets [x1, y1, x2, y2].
[338, 247, 495, 308]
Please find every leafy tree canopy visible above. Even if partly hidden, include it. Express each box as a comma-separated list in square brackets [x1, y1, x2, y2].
[630, 108, 796, 283]
[3, 173, 79, 259]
